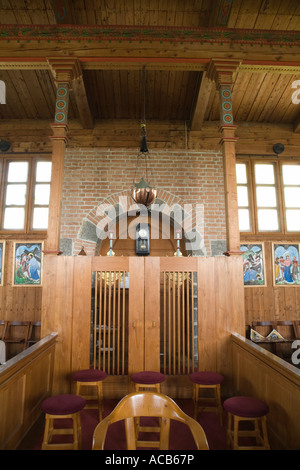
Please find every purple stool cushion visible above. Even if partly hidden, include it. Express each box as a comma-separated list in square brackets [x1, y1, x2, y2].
[189, 371, 224, 385]
[131, 371, 166, 385]
[223, 396, 269, 418]
[42, 394, 86, 415]
[72, 369, 107, 382]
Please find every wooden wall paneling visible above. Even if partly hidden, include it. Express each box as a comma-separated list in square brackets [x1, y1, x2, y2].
[215, 256, 228, 375]
[231, 334, 300, 450]
[197, 256, 217, 372]
[41, 256, 74, 394]
[71, 256, 92, 373]
[144, 257, 160, 372]
[128, 257, 145, 375]
[0, 334, 56, 450]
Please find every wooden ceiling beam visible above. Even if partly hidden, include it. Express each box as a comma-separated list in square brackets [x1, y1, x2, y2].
[50, 0, 76, 24]
[71, 75, 93, 129]
[190, 72, 215, 131]
[208, 0, 234, 27]
[293, 113, 300, 133]
[1, 25, 300, 64]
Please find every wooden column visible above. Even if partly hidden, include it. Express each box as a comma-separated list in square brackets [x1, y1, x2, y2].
[46, 59, 81, 253]
[207, 59, 241, 254]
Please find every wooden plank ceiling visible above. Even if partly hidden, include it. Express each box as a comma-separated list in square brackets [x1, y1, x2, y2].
[0, 0, 300, 129]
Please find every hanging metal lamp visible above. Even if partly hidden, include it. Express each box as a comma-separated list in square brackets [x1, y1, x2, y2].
[131, 68, 157, 207]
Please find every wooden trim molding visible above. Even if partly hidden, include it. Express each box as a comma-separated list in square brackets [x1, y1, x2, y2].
[1, 25, 300, 47]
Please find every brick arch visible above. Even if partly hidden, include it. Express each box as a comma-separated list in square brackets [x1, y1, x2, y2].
[75, 189, 206, 256]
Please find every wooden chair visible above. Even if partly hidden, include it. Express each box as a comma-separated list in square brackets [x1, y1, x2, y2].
[26, 321, 41, 348]
[3, 321, 31, 351]
[92, 392, 209, 450]
[130, 371, 166, 446]
[251, 321, 297, 359]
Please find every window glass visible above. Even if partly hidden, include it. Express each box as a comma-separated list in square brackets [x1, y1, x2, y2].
[286, 210, 300, 231]
[36, 161, 52, 182]
[237, 186, 248, 206]
[236, 163, 247, 184]
[3, 207, 25, 229]
[238, 209, 250, 231]
[284, 187, 300, 208]
[7, 161, 28, 182]
[32, 208, 49, 230]
[256, 187, 277, 207]
[255, 164, 275, 184]
[257, 209, 279, 231]
[34, 184, 50, 205]
[282, 165, 300, 185]
[5, 184, 27, 206]
[236, 162, 251, 231]
[2, 158, 51, 231]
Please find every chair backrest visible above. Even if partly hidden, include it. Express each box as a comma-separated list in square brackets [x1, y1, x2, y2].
[4, 321, 31, 342]
[26, 321, 41, 346]
[92, 392, 209, 450]
[0, 320, 7, 340]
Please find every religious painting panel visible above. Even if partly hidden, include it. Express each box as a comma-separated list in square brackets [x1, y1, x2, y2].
[273, 243, 300, 286]
[13, 242, 43, 286]
[0, 241, 5, 286]
[240, 243, 266, 286]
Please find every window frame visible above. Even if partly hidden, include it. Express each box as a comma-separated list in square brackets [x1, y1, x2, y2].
[0, 155, 52, 234]
[237, 156, 300, 237]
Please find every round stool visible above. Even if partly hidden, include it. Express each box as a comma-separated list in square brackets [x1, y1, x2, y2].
[189, 371, 224, 425]
[41, 394, 86, 450]
[131, 371, 166, 393]
[130, 371, 166, 448]
[223, 396, 270, 450]
[72, 369, 107, 421]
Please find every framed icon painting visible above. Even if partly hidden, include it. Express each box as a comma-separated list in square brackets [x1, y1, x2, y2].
[273, 243, 300, 286]
[13, 242, 43, 286]
[0, 241, 5, 286]
[240, 243, 266, 286]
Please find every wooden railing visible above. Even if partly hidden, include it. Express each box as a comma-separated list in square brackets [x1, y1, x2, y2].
[0, 333, 57, 450]
[231, 332, 300, 450]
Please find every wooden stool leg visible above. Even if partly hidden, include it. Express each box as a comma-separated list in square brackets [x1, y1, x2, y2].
[233, 416, 239, 450]
[226, 412, 232, 449]
[97, 382, 103, 421]
[261, 416, 270, 450]
[75, 380, 104, 421]
[254, 418, 261, 446]
[42, 415, 51, 449]
[73, 413, 79, 450]
[215, 384, 223, 425]
[193, 384, 198, 420]
[133, 382, 162, 448]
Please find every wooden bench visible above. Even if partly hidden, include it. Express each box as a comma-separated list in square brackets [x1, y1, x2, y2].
[247, 321, 299, 362]
[1, 321, 41, 360]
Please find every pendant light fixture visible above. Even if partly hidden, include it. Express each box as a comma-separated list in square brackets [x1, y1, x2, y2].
[131, 67, 157, 207]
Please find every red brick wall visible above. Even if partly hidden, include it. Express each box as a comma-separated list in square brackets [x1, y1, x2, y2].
[60, 147, 226, 256]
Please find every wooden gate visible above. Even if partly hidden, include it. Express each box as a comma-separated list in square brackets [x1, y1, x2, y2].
[42, 255, 245, 396]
